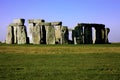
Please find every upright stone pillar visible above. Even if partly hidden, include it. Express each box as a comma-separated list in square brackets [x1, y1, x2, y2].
[17, 25, 28, 44]
[84, 25, 92, 44]
[74, 24, 84, 44]
[51, 22, 62, 44]
[105, 28, 110, 43]
[28, 22, 34, 43]
[6, 19, 28, 44]
[32, 24, 41, 44]
[72, 30, 75, 44]
[61, 26, 69, 44]
[28, 19, 45, 44]
[101, 25, 105, 44]
[92, 27, 96, 44]
[6, 25, 14, 44]
[95, 26, 101, 44]
[95, 24, 105, 44]
[45, 23, 55, 44]
[13, 19, 28, 44]
[13, 25, 17, 44]
[40, 24, 46, 44]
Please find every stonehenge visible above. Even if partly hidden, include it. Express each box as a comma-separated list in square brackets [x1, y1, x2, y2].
[6, 19, 110, 44]
[72, 23, 110, 44]
[6, 19, 28, 44]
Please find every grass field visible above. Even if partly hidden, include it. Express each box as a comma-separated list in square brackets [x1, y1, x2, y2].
[0, 44, 120, 80]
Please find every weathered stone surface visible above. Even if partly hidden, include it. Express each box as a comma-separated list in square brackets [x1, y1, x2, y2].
[28, 19, 45, 24]
[101, 27, 105, 43]
[6, 19, 28, 44]
[74, 25, 84, 44]
[13, 26, 17, 44]
[51, 22, 62, 26]
[55, 26, 61, 43]
[31, 24, 41, 44]
[76, 23, 107, 44]
[40, 25, 46, 44]
[105, 28, 110, 43]
[6, 25, 14, 44]
[6, 19, 110, 45]
[46, 23, 55, 44]
[28, 23, 34, 43]
[28, 19, 45, 44]
[72, 30, 76, 44]
[95, 24, 105, 44]
[61, 26, 69, 44]
[92, 28, 96, 44]
[13, 19, 25, 26]
[17, 25, 27, 44]
[51, 22, 62, 44]
[84, 25, 92, 44]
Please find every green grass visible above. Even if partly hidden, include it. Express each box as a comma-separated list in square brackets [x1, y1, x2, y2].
[0, 44, 120, 80]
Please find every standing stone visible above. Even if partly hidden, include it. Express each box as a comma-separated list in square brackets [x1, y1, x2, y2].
[92, 27, 96, 44]
[84, 25, 92, 44]
[39, 24, 46, 44]
[32, 24, 41, 44]
[14, 19, 28, 44]
[72, 30, 77, 44]
[94, 25, 100, 44]
[6, 19, 28, 44]
[28, 23, 34, 43]
[95, 24, 105, 44]
[105, 28, 110, 43]
[101, 26, 105, 44]
[61, 26, 69, 44]
[6, 25, 14, 44]
[74, 24, 84, 44]
[28, 19, 45, 44]
[17, 25, 28, 44]
[13, 25, 17, 44]
[46, 23, 55, 44]
[51, 22, 62, 44]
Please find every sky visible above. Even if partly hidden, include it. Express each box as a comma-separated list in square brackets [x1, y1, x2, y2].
[0, 0, 120, 42]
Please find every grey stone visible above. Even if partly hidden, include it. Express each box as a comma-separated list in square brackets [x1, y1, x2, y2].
[51, 22, 62, 44]
[31, 24, 41, 44]
[6, 19, 28, 44]
[28, 19, 45, 24]
[101, 27, 105, 43]
[61, 26, 69, 44]
[105, 28, 110, 43]
[46, 23, 55, 44]
[51, 22, 62, 26]
[28, 23, 34, 43]
[13, 26, 17, 44]
[6, 25, 14, 44]
[95, 24, 105, 44]
[6, 23, 17, 44]
[72, 30, 76, 44]
[84, 25, 92, 44]
[40, 25, 46, 44]
[74, 25, 84, 44]
[13, 19, 25, 26]
[28, 19, 45, 44]
[17, 25, 27, 44]
[92, 28, 96, 44]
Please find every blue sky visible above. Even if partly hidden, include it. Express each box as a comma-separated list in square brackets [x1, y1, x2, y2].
[0, 0, 120, 42]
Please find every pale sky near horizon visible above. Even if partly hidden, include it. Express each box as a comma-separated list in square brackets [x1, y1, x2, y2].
[0, 0, 120, 42]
